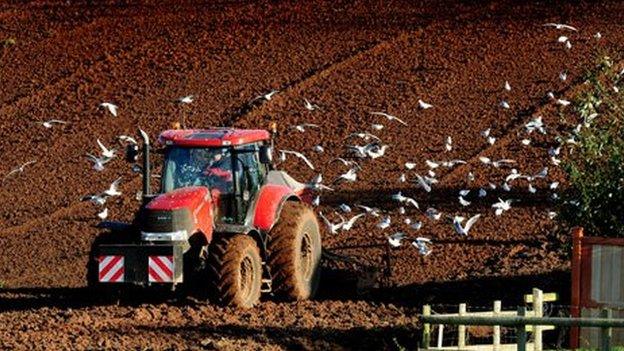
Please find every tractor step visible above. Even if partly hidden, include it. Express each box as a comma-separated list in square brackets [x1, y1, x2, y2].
[261, 278, 272, 293]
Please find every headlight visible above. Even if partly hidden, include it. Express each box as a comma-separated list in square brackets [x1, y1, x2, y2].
[141, 230, 188, 241]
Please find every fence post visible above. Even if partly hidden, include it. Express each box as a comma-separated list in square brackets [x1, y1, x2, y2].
[533, 288, 543, 351]
[570, 227, 584, 349]
[517, 306, 527, 351]
[422, 305, 431, 350]
[600, 308, 612, 351]
[493, 300, 501, 351]
[458, 303, 466, 349]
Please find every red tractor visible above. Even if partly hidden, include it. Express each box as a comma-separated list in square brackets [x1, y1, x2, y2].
[88, 127, 322, 307]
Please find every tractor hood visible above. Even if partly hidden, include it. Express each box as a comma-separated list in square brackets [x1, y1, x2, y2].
[141, 187, 213, 241]
[146, 186, 210, 211]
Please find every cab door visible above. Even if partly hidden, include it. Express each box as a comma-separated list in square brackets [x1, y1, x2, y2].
[233, 143, 264, 223]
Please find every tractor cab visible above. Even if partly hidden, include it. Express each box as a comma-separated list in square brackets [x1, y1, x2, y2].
[158, 129, 272, 224]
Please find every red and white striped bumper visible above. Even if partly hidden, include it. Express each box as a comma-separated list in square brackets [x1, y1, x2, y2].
[98, 255, 125, 283]
[148, 256, 175, 283]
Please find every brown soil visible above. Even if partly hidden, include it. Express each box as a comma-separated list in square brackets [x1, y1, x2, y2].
[1, 0, 624, 349]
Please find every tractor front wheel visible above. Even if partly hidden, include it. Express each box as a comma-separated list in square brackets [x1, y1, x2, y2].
[268, 201, 322, 301]
[206, 234, 262, 308]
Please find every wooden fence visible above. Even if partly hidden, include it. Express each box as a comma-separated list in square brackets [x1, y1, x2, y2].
[421, 288, 556, 350]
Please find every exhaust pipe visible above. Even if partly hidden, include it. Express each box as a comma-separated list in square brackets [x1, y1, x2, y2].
[139, 129, 150, 197]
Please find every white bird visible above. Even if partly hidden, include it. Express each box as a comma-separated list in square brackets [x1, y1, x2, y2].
[97, 139, 116, 159]
[371, 123, 384, 131]
[254, 90, 278, 101]
[467, 172, 475, 182]
[99, 102, 118, 117]
[177, 95, 194, 104]
[81, 194, 107, 206]
[345, 132, 381, 142]
[339, 204, 352, 213]
[528, 183, 537, 194]
[399, 173, 406, 183]
[594, 32, 602, 40]
[329, 158, 360, 169]
[441, 160, 467, 168]
[550, 182, 560, 190]
[86, 154, 112, 172]
[3, 160, 36, 181]
[559, 71, 567, 81]
[481, 128, 491, 138]
[357, 204, 381, 217]
[565, 41, 572, 50]
[303, 98, 320, 111]
[487, 136, 496, 145]
[452, 214, 481, 236]
[459, 196, 471, 207]
[341, 213, 365, 231]
[412, 237, 432, 256]
[500, 100, 510, 109]
[36, 119, 68, 129]
[388, 232, 406, 248]
[313, 145, 324, 153]
[548, 145, 561, 156]
[502, 182, 512, 192]
[377, 216, 391, 229]
[392, 192, 419, 208]
[556, 99, 571, 106]
[97, 208, 108, 220]
[492, 198, 511, 216]
[425, 160, 440, 169]
[504, 81, 511, 91]
[411, 221, 423, 230]
[557, 35, 569, 43]
[370, 111, 407, 126]
[405, 162, 416, 170]
[305, 174, 334, 192]
[312, 195, 321, 207]
[425, 207, 442, 221]
[333, 168, 358, 184]
[459, 189, 470, 197]
[525, 116, 546, 134]
[279, 150, 315, 169]
[319, 212, 344, 234]
[118, 135, 138, 145]
[479, 157, 516, 168]
[478, 188, 487, 198]
[366, 144, 388, 159]
[544, 23, 578, 31]
[292, 123, 319, 133]
[418, 99, 433, 109]
[521, 139, 531, 146]
[415, 174, 433, 193]
[445, 136, 452, 152]
[103, 177, 122, 197]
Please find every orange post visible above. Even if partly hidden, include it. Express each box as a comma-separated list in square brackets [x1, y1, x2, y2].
[570, 227, 584, 349]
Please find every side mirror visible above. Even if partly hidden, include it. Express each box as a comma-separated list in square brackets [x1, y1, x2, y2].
[259, 145, 273, 164]
[125, 144, 139, 163]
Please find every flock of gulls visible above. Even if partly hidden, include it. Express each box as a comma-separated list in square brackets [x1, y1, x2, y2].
[1, 23, 614, 260]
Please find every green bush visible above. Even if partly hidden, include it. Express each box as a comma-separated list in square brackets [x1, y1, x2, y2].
[559, 55, 624, 237]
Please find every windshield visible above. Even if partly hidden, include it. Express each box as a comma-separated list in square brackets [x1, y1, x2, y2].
[161, 147, 236, 193]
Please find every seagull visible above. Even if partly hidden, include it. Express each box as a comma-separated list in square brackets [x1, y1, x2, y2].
[594, 32, 602, 40]
[550, 182, 559, 190]
[97, 208, 108, 220]
[254, 90, 278, 101]
[525, 116, 546, 134]
[36, 119, 68, 129]
[99, 102, 118, 117]
[103, 177, 122, 197]
[81, 194, 107, 206]
[388, 232, 406, 248]
[478, 188, 487, 198]
[399, 173, 406, 183]
[333, 168, 358, 184]
[339, 204, 352, 213]
[303, 98, 320, 111]
[405, 162, 416, 170]
[370, 111, 407, 126]
[459, 196, 471, 207]
[312, 195, 321, 207]
[3, 160, 36, 181]
[329, 158, 361, 170]
[371, 123, 384, 131]
[459, 189, 470, 197]
[500, 100, 510, 109]
[425, 160, 440, 169]
[392, 192, 419, 208]
[366, 144, 389, 159]
[557, 35, 569, 43]
[279, 150, 315, 169]
[440, 160, 467, 168]
[559, 71, 567, 81]
[418, 99, 433, 109]
[556, 99, 571, 106]
[425, 207, 442, 221]
[445, 136, 452, 152]
[97, 139, 116, 159]
[319, 212, 344, 234]
[118, 135, 138, 145]
[415, 174, 433, 193]
[313, 145, 324, 153]
[528, 183, 537, 194]
[504, 81, 511, 91]
[86, 154, 112, 172]
[479, 157, 516, 168]
[377, 216, 391, 229]
[543, 23, 578, 31]
[412, 237, 432, 256]
[452, 214, 481, 236]
[411, 221, 423, 230]
[341, 213, 365, 231]
[177, 95, 194, 104]
[521, 139, 531, 146]
[345, 132, 381, 142]
[357, 204, 381, 217]
[492, 198, 511, 216]
[291, 123, 319, 133]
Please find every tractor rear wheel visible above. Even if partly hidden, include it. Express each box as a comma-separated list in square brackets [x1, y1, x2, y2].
[268, 201, 322, 301]
[206, 234, 262, 308]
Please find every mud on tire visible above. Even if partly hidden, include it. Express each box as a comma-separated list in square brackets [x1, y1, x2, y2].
[268, 201, 322, 301]
[206, 234, 262, 308]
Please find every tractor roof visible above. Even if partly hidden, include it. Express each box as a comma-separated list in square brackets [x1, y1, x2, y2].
[159, 128, 270, 147]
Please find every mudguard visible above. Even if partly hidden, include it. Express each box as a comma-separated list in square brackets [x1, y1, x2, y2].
[252, 184, 300, 231]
